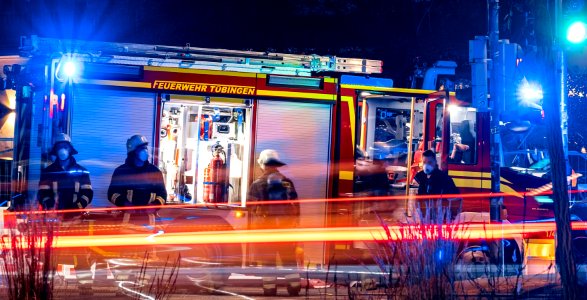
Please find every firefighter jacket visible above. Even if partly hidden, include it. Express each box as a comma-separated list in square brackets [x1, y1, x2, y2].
[107, 157, 167, 210]
[414, 168, 459, 196]
[38, 157, 93, 210]
[248, 170, 299, 227]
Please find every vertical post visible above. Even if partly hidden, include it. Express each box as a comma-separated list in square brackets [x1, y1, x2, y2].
[488, 0, 502, 222]
[554, 0, 568, 181]
[470, 36, 489, 112]
[554, 2, 569, 162]
[549, 0, 577, 298]
[405, 97, 416, 217]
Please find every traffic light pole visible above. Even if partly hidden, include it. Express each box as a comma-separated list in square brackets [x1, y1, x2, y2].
[547, 0, 577, 298]
[554, 0, 570, 173]
[488, 0, 503, 222]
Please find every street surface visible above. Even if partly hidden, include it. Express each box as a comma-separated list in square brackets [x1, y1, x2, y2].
[35, 258, 565, 299]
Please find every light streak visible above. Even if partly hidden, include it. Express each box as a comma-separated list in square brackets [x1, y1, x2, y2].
[146, 230, 164, 242]
[1, 222, 582, 249]
[5, 189, 587, 217]
[181, 258, 222, 265]
[117, 281, 154, 300]
[191, 277, 255, 300]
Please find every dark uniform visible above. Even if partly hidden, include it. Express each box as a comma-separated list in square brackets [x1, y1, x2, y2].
[38, 133, 93, 214]
[108, 135, 167, 226]
[249, 170, 299, 226]
[38, 157, 93, 211]
[414, 168, 460, 220]
[107, 156, 166, 225]
[38, 133, 94, 285]
[415, 168, 459, 196]
[248, 166, 301, 296]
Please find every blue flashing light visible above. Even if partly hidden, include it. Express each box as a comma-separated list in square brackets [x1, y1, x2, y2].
[567, 21, 587, 44]
[63, 61, 77, 77]
[520, 85, 543, 102]
[517, 80, 543, 109]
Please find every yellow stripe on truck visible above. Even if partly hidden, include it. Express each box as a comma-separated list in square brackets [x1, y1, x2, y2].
[339, 171, 354, 181]
[341, 96, 355, 149]
[448, 170, 490, 178]
[448, 170, 513, 185]
[256, 89, 335, 100]
[76, 79, 151, 88]
[453, 178, 523, 198]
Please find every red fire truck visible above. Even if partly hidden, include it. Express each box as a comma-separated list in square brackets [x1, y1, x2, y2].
[0, 36, 560, 282]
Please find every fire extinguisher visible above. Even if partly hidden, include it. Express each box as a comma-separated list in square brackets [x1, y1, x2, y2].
[200, 114, 213, 141]
[203, 167, 212, 202]
[203, 143, 227, 203]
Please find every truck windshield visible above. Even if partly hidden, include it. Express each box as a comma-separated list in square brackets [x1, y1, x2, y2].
[501, 123, 549, 169]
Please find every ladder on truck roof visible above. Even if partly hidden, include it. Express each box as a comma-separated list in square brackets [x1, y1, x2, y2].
[19, 35, 382, 76]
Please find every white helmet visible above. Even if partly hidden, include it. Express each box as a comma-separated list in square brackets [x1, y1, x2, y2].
[258, 149, 287, 167]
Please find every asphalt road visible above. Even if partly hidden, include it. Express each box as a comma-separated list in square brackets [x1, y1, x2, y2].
[37, 258, 563, 299]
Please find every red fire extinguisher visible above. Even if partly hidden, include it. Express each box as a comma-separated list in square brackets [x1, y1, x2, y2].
[203, 167, 213, 202]
[203, 143, 227, 203]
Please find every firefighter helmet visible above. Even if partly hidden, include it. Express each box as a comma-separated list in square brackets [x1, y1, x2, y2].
[258, 149, 286, 167]
[50, 133, 78, 155]
[127, 135, 149, 153]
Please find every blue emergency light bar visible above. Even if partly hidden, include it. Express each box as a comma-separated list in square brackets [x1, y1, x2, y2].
[81, 63, 143, 80]
[340, 75, 393, 88]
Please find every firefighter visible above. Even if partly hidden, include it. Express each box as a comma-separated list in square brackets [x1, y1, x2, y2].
[413, 149, 460, 221]
[248, 149, 301, 297]
[107, 135, 166, 226]
[38, 133, 93, 213]
[38, 133, 94, 286]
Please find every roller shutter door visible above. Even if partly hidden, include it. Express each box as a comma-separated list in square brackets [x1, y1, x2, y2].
[254, 100, 332, 212]
[71, 86, 156, 207]
[254, 100, 332, 265]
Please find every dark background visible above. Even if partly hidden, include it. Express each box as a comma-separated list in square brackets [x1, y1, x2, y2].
[0, 0, 492, 85]
[1, 0, 586, 149]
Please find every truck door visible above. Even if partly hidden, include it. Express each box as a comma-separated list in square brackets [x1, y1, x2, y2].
[353, 94, 422, 223]
[445, 104, 486, 212]
[422, 97, 487, 213]
[423, 98, 448, 169]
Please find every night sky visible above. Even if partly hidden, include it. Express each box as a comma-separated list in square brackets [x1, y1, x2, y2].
[0, 0, 489, 84]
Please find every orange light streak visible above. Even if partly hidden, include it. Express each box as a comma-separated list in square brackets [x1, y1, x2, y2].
[4, 189, 586, 217]
[2, 222, 583, 249]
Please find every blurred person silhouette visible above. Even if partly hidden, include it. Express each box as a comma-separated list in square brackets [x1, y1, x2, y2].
[354, 147, 389, 197]
[248, 149, 301, 296]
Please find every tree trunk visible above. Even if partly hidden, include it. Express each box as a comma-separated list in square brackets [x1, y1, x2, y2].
[544, 49, 578, 300]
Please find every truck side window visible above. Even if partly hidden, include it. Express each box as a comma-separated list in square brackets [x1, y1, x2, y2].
[448, 106, 477, 165]
[355, 96, 421, 197]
